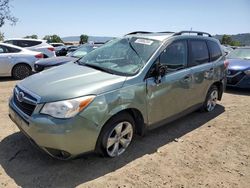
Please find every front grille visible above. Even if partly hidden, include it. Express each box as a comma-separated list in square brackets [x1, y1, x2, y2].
[227, 72, 245, 85]
[13, 87, 37, 116]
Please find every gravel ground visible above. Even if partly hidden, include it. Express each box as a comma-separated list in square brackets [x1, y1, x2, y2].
[0, 78, 249, 188]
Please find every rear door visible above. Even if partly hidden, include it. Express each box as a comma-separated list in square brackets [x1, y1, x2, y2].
[146, 40, 193, 125]
[0, 45, 12, 75]
[188, 39, 215, 104]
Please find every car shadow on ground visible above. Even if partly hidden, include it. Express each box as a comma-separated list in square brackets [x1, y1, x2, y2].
[0, 105, 225, 188]
[0, 77, 16, 82]
[225, 87, 250, 96]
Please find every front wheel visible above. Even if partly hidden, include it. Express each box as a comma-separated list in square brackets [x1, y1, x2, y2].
[202, 85, 219, 112]
[98, 113, 135, 157]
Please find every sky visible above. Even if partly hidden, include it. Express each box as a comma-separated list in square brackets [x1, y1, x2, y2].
[1, 0, 250, 39]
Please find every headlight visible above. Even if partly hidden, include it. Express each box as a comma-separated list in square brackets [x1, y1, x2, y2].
[244, 70, 250, 75]
[40, 95, 95, 119]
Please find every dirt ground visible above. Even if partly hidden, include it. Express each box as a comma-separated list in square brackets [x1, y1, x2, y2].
[0, 78, 249, 188]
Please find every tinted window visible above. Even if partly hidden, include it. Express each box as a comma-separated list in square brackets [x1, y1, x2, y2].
[0, 46, 7, 53]
[16, 40, 42, 47]
[207, 41, 222, 61]
[0, 45, 21, 53]
[190, 40, 209, 66]
[6, 46, 21, 53]
[160, 40, 187, 71]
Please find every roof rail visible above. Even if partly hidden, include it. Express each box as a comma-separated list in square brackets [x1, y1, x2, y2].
[157, 31, 175, 34]
[125, 31, 152, 36]
[173, 31, 212, 37]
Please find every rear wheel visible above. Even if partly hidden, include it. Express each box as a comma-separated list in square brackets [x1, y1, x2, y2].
[202, 85, 219, 112]
[12, 64, 32, 80]
[98, 113, 135, 157]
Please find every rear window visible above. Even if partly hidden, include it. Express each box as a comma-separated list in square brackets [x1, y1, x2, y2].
[207, 41, 222, 61]
[16, 40, 42, 47]
[189, 40, 209, 66]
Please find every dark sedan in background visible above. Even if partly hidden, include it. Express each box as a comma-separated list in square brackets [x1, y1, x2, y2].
[34, 43, 102, 72]
[226, 47, 250, 89]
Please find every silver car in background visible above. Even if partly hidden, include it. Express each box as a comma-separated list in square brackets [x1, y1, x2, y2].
[0, 43, 44, 79]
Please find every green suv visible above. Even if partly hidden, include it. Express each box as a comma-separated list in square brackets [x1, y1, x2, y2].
[9, 31, 227, 159]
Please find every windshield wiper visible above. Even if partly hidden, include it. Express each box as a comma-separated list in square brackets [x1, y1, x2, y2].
[81, 63, 114, 74]
[127, 38, 144, 64]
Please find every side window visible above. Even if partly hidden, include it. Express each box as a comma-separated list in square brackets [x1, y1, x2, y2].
[207, 41, 222, 61]
[0, 46, 5, 53]
[160, 40, 187, 71]
[6, 46, 21, 53]
[0, 45, 9, 53]
[189, 40, 209, 66]
[17, 40, 41, 47]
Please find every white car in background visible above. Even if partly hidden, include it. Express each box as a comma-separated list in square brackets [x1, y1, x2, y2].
[0, 43, 44, 79]
[4, 38, 56, 58]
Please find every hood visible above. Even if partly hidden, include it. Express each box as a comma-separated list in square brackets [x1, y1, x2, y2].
[35, 56, 77, 66]
[19, 63, 127, 103]
[227, 58, 250, 71]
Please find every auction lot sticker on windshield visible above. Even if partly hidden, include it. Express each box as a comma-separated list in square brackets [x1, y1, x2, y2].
[135, 39, 154, 45]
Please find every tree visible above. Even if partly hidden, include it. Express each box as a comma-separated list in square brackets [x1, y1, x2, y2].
[43, 34, 63, 43]
[221, 35, 232, 45]
[221, 34, 241, 46]
[0, 31, 4, 41]
[24, 34, 38, 39]
[79, 34, 88, 44]
[0, 0, 18, 27]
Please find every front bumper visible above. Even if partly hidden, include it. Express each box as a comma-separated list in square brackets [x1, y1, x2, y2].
[9, 98, 101, 159]
[226, 71, 250, 89]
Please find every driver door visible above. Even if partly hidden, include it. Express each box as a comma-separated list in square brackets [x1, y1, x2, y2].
[146, 40, 193, 125]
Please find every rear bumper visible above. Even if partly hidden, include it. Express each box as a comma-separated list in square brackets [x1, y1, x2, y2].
[9, 98, 101, 159]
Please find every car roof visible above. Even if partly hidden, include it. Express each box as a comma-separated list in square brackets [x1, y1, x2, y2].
[5, 38, 46, 42]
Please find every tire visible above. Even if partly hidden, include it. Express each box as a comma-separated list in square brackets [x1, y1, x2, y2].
[202, 85, 219, 112]
[12, 64, 32, 80]
[97, 112, 135, 158]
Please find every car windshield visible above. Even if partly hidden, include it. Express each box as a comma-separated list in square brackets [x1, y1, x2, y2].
[77, 37, 161, 76]
[70, 45, 94, 58]
[227, 48, 250, 60]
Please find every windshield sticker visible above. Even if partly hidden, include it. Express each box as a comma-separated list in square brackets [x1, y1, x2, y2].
[135, 39, 154, 45]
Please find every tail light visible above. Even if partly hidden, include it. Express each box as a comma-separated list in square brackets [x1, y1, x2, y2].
[48, 47, 55, 51]
[224, 60, 229, 68]
[35, 53, 44, 58]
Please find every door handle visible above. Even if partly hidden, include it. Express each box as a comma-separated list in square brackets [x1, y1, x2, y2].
[8, 56, 12, 59]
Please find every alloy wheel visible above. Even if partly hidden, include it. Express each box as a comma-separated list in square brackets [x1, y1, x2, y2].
[106, 121, 133, 157]
[207, 90, 218, 112]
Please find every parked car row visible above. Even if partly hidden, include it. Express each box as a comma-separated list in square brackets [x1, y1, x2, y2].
[34, 43, 102, 72]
